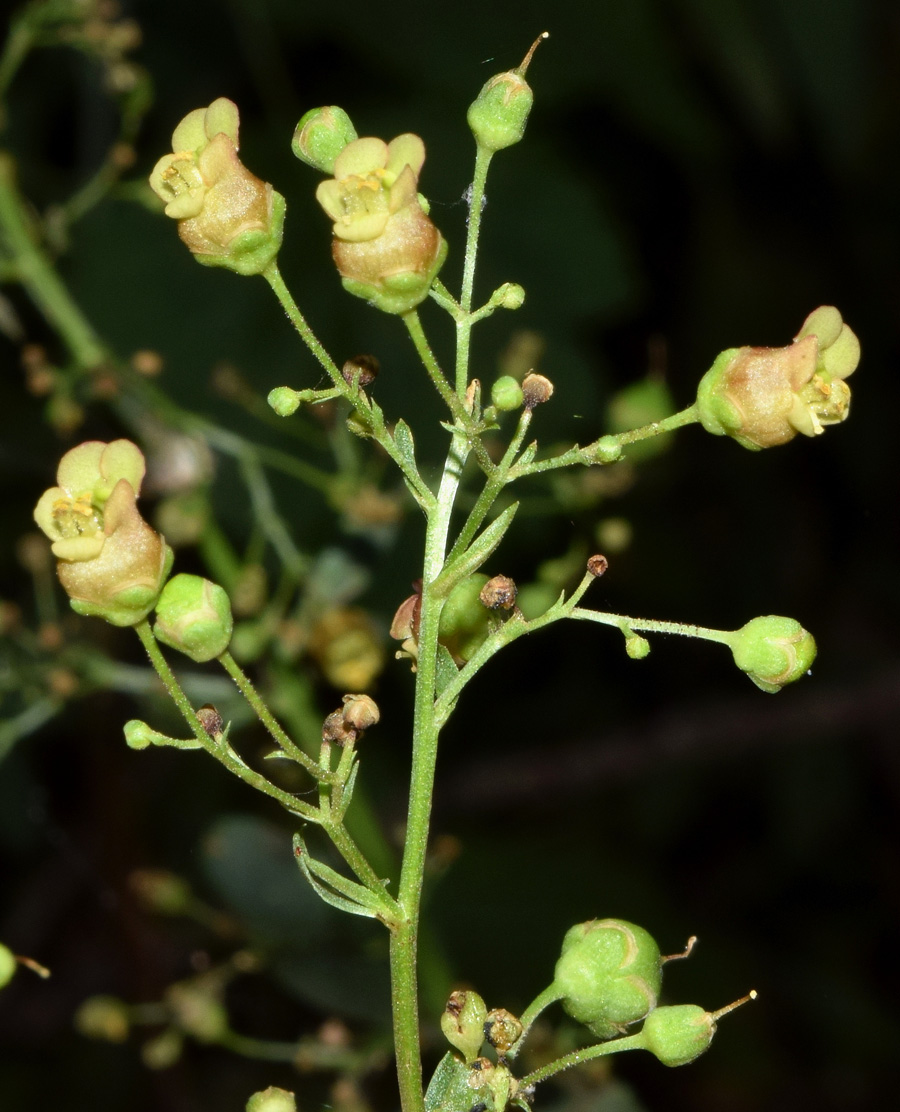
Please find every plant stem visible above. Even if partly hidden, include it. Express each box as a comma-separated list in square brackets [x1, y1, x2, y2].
[518, 1033, 646, 1089]
[456, 145, 493, 393]
[569, 608, 734, 645]
[263, 262, 343, 387]
[0, 153, 108, 369]
[391, 430, 470, 1112]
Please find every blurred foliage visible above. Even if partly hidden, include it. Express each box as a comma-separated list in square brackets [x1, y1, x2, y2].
[1, 1, 899, 1111]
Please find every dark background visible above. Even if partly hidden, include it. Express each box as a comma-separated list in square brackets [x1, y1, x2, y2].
[2, 1, 899, 1110]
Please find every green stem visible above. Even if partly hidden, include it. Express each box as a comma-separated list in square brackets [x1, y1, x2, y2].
[518, 1033, 646, 1090]
[391, 430, 470, 1112]
[217, 651, 323, 777]
[513, 404, 700, 479]
[568, 608, 734, 645]
[0, 153, 108, 368]
[133, 620, 318, 822]
[263, 261, 343, 387]
[0, 16, 32, 102]
[456, 145, 493, 394]
[510, 983, 563, 1059]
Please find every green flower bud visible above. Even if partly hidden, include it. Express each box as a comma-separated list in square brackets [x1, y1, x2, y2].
[153, 574, 233, 662]
[75, 995, 130, 1042]
[554, 918, 662, 1039]
[268, 386, 302, 416]
[589, 436, 623, 464]
[625, 634, 650, 659]
[495, 282, 525, 310]
[291, 106, 357, 173]
[491, 375, 525, 411]
[166, 979, 229, 1042]
[467, 34, 548, 152]
[441, 989, 488, 1063]
[439, 574, 491, 663]
[730, 615, 817, 693]
[0, 944, 16, 989]
[246, 1087, 297, 1112]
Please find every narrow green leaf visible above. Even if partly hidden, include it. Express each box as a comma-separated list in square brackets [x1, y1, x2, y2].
[434, 502, 519, 597]
[393, 419, 417, 472]
[434, 644, 460, 701]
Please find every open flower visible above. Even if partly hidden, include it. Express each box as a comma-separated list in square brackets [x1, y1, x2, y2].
[696, 306, 860, 449]
[34, 441, 172, 626]
[149, 98, 284, 276]
[315, 134, 447, 314]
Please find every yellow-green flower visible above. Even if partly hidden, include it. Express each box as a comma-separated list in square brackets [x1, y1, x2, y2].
[34, 440, 172, 626]
[696, 306, 860, 450]
[315, 134, 447, 314]
[149, 98, 284, 275]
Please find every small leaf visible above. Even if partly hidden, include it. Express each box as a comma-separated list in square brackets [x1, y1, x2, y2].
[434, 502, 519, 597]
[393, 420, 417, 472]
[425, 1052, 471, 1112]
[292, 833, 391, 919]
[434, 644, 460, 700]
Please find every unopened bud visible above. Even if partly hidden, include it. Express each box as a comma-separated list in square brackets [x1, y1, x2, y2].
[268, 386, 302, 417]
[0, 944, 16, 989]
[491, 376, 524, 412]
[153, 574, 233, 662]
[292, 106, 358, 173]
[729, 615, 816, 693]
[626, 634, 650, 660]
[639, 992, 756, 1067]
[522, 372, 553, 409]
[554, 918, 662, 1039]
[479, 575, 518, 611]
[246, 1087, 298, 1112]
[75, 995, 130, 1042]
[496, 282, 525, 310]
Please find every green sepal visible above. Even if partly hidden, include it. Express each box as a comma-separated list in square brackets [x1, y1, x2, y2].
[339, 237, 448, 315]
[639, 1004, 715, 1067]
[434, 502, 519, 598]
[69, 545, 174, 627]
[291, 106, 357, 173]
[425, 1052, 472, 1112]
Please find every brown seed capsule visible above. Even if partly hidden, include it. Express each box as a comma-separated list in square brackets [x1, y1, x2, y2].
[521, 372, 554, 409]
[587, 554, 609, 577]
[342, 354, 380, 387]
[483, 1008, 523, 1055]
[196, 704, 224, 738]
[479, 574, 518, 611]
[322, 709, 354, 745]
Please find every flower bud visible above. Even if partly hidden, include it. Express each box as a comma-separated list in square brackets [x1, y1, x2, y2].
[316, 134, 447, 314]
[491, 376, 524, 411]
[246, 1088, 297, 1112]
[467, 34, 548, 152]
[0, 944, 16, 989]
[439, 574, 492, 663]
[483, 1008, 523, 1055]
[268, 386, 302, 416]
[729, 615, 816, 693]
[341, 693, 380, 732]
[625, 634, 650, 659]
[441, 989, 488, 1062]
[153, 574, 233, 662]
[149, 98, 285, 276]
[166, 979, 228, 1042]
[291, 106, 357, 173]
[640, 1004, 714, 1066]
[495, 282, 525, 310]
[696, 307, 859, 450]
[554, 918, 662, 1039]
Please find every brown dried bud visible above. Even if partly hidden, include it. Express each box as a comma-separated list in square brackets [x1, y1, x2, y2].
[479, 574, 518, 611]
[341, 693, 380, 732]
[483, 1008, 523, 1055]
[322, 709, 354, 745]
[196, 704, 224, 738]
[342, 354, 380, 387]
[522, 372, 554, 409]
[587, 554, 609, 577]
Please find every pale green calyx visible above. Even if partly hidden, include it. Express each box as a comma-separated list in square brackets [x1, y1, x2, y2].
[729, 615, 817, 693]
[0, 944, 16, 989]
[246, 1088, 297, 1112]
[153, 574, 233, 662]
[639, 1004, 715, 1067]
[441, 989, 488, 1063]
